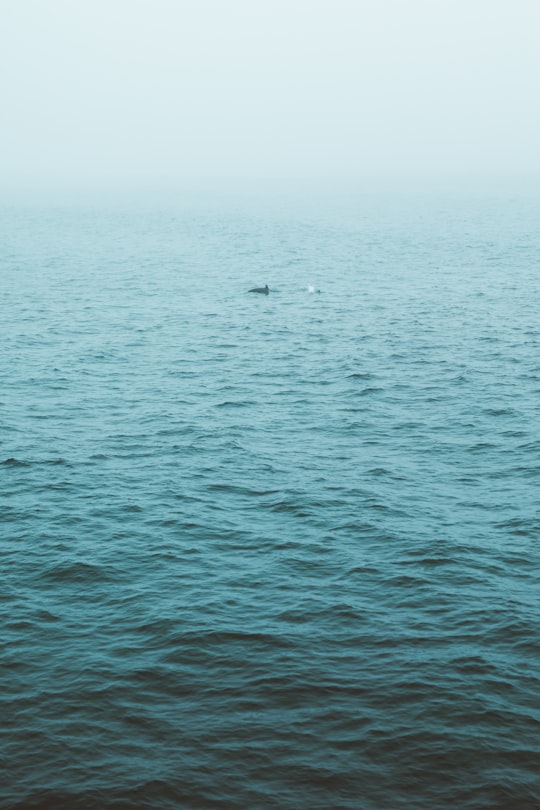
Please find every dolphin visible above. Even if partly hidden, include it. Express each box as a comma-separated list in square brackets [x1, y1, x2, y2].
[248, 284, 269, 295]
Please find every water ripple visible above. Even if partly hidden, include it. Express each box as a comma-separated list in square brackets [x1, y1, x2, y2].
[1, 197, 540, 809]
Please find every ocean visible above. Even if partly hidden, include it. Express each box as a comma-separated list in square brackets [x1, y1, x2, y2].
[1, 191, 539, 809]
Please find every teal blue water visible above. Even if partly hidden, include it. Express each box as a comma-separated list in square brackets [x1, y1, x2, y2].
[1, 193, 539, 809]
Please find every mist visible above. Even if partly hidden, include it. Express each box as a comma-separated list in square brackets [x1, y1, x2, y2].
[2, 0, 540, 200]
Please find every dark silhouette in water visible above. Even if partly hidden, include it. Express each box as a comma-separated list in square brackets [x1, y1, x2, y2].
[248, 285, 269, 295]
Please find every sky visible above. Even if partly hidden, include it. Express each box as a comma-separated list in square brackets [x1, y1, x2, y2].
[1, 0, 540, 197]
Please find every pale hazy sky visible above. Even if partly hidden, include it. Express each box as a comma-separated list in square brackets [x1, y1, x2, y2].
[2, 0, 540, 194]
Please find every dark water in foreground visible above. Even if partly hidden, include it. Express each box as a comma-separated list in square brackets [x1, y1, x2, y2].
[1, 193, 539, 809]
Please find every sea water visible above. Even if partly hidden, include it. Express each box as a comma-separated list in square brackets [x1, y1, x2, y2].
[1, 192, 539, 809]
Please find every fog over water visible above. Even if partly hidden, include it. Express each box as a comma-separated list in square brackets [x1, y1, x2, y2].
[2, 4, 540, 809]
[2, 0, 540, 198]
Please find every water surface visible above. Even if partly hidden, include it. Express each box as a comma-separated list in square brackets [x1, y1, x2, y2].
[1, 192, 539, 809]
